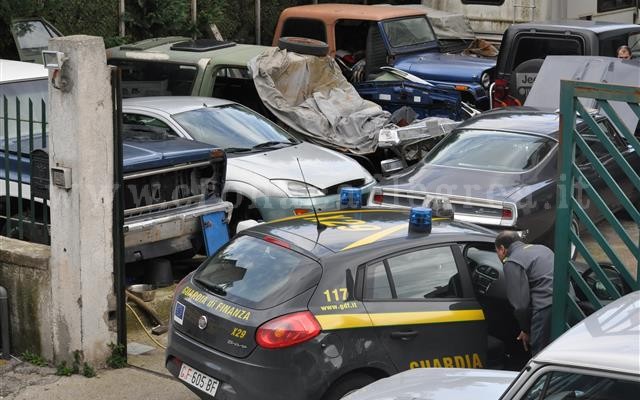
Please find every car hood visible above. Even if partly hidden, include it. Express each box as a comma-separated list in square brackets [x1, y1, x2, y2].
[380, 164, 524, 201]
[228, 141, 372, 189]
[394, 53, 495, 83]
[344, 368, 517, 400]
[122, 138, 215, 173]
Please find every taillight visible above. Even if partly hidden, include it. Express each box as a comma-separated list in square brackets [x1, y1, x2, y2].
[493, 78, 508, 99]
[373, 193, 384, 204]
[263, 235, 291, 249]
[501, 208, 513, 220]
[256, 311, 321, 349]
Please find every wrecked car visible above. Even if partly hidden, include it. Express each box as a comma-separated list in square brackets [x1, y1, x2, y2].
[249, 47, 460, 175]
[0, 59, 232, 262]
[273, 3, 496, 109]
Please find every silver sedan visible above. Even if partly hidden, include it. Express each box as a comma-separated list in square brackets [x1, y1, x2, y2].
[122, 97, 376, 230]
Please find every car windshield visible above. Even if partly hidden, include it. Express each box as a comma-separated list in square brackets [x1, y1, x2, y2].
[382, 17, 437, 48]
[194, 235, 321, 309]
[423, 129, 555, 172]
[172, 104, 298, 151]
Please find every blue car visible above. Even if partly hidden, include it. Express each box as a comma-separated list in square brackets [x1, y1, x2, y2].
[273, 3, 496, 110]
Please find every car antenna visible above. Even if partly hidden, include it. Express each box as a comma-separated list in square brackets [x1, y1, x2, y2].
[296, 157, 326, 233]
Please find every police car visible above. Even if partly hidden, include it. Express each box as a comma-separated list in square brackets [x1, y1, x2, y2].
[165, 191, 526, 400]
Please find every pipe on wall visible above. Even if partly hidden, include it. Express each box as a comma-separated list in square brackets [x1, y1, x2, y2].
[0, 286, 10, 359]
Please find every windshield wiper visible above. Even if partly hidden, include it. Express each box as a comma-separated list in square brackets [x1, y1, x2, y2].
[225, 147, 252, 153]
[194, 277, 228, 296]
[252, 141, 293, 150]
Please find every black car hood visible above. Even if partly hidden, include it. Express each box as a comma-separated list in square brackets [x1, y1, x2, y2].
[380, 164, 524, 201]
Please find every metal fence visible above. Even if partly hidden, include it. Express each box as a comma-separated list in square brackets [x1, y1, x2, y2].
[552, 80, 640, 338]
[1, 95, 50, 244]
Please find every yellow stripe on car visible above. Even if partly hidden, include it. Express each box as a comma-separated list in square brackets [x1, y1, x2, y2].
[316, 309, 485, 331]
[340, 217, 449, 251]
[267, 209, 406, 224]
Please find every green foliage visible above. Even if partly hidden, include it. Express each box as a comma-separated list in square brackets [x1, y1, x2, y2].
[21, 350, 47, 367]
[55, 360, 74, 376]
[82, 362, 97, 378]
[106, 342, 127, 369]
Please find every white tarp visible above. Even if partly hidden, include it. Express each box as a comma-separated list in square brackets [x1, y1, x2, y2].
[249, 47, 391, 154]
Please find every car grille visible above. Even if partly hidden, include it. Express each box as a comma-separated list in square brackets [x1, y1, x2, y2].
[123, 163, 214, 217]
[325, 179, 366, 195]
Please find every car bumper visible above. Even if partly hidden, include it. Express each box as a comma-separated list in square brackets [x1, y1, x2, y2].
[257, 182, 375, 221]
[165, 328, 328, 400]
[123, 200, 232, 262]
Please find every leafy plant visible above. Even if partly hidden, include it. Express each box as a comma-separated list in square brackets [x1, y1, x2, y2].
[21, 350, 47, 367]
[55, 361, 74, 376]
[106, 342, 127, 369]
[71, 350, 82, 374]
[82, 362, 96, 378]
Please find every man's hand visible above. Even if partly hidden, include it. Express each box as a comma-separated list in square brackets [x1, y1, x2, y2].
[517, 331, 530, 352]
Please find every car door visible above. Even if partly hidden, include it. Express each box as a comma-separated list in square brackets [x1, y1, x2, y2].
[10, 18, 62, 64]
[359, 243, 487, 372]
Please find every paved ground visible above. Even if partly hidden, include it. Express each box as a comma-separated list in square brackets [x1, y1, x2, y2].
[1, 363, 198, 400]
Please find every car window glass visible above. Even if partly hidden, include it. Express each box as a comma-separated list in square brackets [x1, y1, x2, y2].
[382, 17, 436, 48]
[424, 129, 555, 172]
[11, 20, 57, 50]
[212, 67, 266, 115]
[365, 246, 459, 300]
[281, 18, 327, 42]
[110, 59, 198, 97]
[195, 235, 322, 309]
[172, 104, 295, 149]
[122, 113, 179, 140]
[364, 261, 393, 299]
[522, 371, 640, 400]
[511, 36, 583, 72]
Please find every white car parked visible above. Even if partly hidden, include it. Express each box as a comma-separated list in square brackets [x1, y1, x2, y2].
[345, 291, 640, 400]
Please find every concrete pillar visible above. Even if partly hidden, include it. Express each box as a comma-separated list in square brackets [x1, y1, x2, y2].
[47, 35, 116, 366]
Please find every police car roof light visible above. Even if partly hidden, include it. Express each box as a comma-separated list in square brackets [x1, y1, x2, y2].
[340, 187, 362, 209]
[409, 207, 432, 233]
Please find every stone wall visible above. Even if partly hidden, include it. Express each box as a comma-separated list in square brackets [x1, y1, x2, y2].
[0, 237, 53, 360]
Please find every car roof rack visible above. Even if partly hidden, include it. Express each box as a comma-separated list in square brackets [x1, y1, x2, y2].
[170, 39, 236, 52]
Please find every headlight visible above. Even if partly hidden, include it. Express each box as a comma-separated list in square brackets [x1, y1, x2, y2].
[271, 180, 325, 197]
[481, 72, 491, 89]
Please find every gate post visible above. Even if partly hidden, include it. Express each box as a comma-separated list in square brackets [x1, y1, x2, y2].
[47, 35, 116, 365]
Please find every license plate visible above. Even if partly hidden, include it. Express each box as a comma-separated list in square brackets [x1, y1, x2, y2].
[178, 363, 219, 397]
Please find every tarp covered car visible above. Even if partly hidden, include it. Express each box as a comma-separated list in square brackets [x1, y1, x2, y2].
[249, 48, 458, 173]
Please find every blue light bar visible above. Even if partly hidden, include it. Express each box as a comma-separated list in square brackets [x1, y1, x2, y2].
[340, 187, 362, 209]
[409, 207, 432, 233]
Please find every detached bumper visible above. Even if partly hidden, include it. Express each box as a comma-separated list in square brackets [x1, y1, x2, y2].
[123, 200, 233, 262]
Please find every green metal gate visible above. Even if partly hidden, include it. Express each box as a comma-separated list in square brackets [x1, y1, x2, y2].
[552, 80, 640, 338]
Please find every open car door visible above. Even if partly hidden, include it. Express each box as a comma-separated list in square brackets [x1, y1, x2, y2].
[11, 18, 62, 64]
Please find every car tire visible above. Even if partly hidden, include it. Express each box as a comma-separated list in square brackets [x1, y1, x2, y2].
[278, 37, 329, 57]
[322, 373, 376, 400]
[508, 58, 544, 104]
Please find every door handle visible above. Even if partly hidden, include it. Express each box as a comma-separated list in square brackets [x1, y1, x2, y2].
[390, 330, 418, 340]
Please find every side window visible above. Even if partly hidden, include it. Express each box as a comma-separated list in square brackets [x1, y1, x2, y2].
[122, 113, 179, 138]
[364, 246, 460, 300]
[281, 18, 327, 42]
[112, 60, 198, 98]
[212, 67, 265, 115]
[522, 371, 640, 399]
